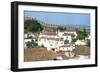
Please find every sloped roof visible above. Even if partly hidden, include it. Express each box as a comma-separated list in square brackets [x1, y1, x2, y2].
[24, 48, 56, 62]
[63, 33, 74, 36]
[75, 45, 90, 55]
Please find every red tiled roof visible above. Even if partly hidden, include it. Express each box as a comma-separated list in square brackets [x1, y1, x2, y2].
[39, 37, 47, 39]
[63, 33, 74, 36]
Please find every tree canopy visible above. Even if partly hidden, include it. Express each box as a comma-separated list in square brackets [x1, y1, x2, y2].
[24, 19, 43, 34]
[76, 28, 88, 40]
[57, 26, 66, 31]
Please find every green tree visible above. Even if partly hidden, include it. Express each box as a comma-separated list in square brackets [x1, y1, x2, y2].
[26, 40, 38, 48]
[57, 26, 66, 31]
[76, 28, 88, 40]
[83, 28, 88, 38]
[71, 34, 77, 43]
[71, 38, 77, 43]
[26, 41, 32, 48]
[24, 19, 43, 34]
[31, 40, 38, 47]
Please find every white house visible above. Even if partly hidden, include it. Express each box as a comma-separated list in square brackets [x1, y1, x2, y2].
[24, 32, 38, 48]
[57, 44, 75, 52]
[55, 38, 64, 48]
[56, 44, 75, 57]
[38, 36, 64, 50]
[57, 29, 77, 43]
[62, 33, 73, 43]
[64, 29, 77, 37]
[39, 32, 57, 38]
[38, 32, 58, 50]
[38, 30, 77, 51]
[24, 32, 37, 38]
[57, 30, 64, 37]
[24, 38, 32, 48]
[24, 37, 38, 48]
[38, 37, 47, 47]
[75, 40, 87, 45]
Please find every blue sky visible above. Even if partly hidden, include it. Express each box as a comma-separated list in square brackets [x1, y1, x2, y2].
[24, 11, 90, 26]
